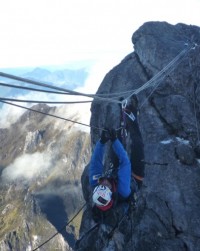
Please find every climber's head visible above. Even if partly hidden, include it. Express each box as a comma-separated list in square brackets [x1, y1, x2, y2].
[92, 183, 113, 211]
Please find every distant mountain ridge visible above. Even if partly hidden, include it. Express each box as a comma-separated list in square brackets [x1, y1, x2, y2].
[23, 67, 88, 88]
[0, 66, 88, 98]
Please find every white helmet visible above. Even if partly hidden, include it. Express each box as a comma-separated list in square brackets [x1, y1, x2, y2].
[92, 185, 112, 207]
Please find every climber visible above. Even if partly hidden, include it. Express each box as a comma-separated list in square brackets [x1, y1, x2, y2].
[89, 95, 145, 221]
[89, 128, 131, 213]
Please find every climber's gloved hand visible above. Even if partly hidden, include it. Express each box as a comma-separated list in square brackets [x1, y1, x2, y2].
[100, 129, 110, 144]
[109, 129, 117, 142]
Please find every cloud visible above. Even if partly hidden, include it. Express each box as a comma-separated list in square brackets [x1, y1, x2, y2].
[2, 152, 52, 182]
[1, 0, 199, 68]
[1, 0, 200, 130]
[0, 102, 26, 128]
[71, 55, 125, 131]
[0, 91, 48, 128]
[49, 98, 91, 133]
[76, 55, 123, 94]
[0, 54, 120, 131]
[0, 84, 92, 129]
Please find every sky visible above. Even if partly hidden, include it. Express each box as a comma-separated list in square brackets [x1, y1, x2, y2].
[0, 0, 200, 129]
[1, 0, 200, 70]
[0, 0, 200, 181]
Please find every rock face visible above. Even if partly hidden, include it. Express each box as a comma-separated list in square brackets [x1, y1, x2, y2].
[77, 22, 200, 251]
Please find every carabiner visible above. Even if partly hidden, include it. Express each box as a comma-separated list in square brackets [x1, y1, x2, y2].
[121, 99, 127, 109]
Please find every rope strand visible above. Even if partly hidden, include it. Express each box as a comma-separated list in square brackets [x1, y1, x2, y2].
[0, 41, 198, 251]
[0, 99, 104, 131]
[121, 44, 194, 104]
[0, 72, 121, 104]
[0, 97, 92, 104]
[0, 44, 195, 106]
[32, 202, 87, 251]
[0, 82, 70, 95]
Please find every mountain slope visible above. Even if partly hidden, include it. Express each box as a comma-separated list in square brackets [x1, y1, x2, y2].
[0, 104, 91, 250]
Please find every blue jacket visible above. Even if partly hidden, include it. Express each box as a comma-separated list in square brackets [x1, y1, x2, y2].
[89, 139, 131, 198]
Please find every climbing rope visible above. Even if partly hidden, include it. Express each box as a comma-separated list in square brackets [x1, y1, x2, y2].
[1, 43, 191, 134]
[188, 49, 200, 144]
[0, 71, 121, 104]
[75, 205, 130, 250]
[0, 82, 71, 95]
[0, 99, 104, 131]
[32, 202, 87, 251]
[0, 43, 196, 108]
[0, 97, 92, 104]
[0, 81, 136, 99]
[193, 82, 200, 143]
[121, 43, 196, 105]
[74, 223, 100, 248]
[0, 41, 198, 251]
[107, 211, 128, 239]
[138, 46, 196, 109]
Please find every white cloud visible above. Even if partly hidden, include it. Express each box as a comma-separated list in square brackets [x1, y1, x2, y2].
[76, 54, 124, 94]
[0, 102, 25, 128]
[2, 152, 52, 181]
[51, 98, 91, 133]
[0, 91, 49, 128]
[0, 88, 92, 130]
[0, 0, 199, 68]
[1, 0, 200, 131]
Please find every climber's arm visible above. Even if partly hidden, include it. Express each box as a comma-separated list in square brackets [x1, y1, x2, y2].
[89, 141, 105, 187]
[112, 139, 131, 198]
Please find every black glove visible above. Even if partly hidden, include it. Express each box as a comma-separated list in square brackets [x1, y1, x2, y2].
[109, 129, 117, 142]
[100, 129, 110, 144]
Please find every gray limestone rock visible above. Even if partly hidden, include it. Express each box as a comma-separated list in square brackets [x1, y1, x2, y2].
[77, 21, 200, 251]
